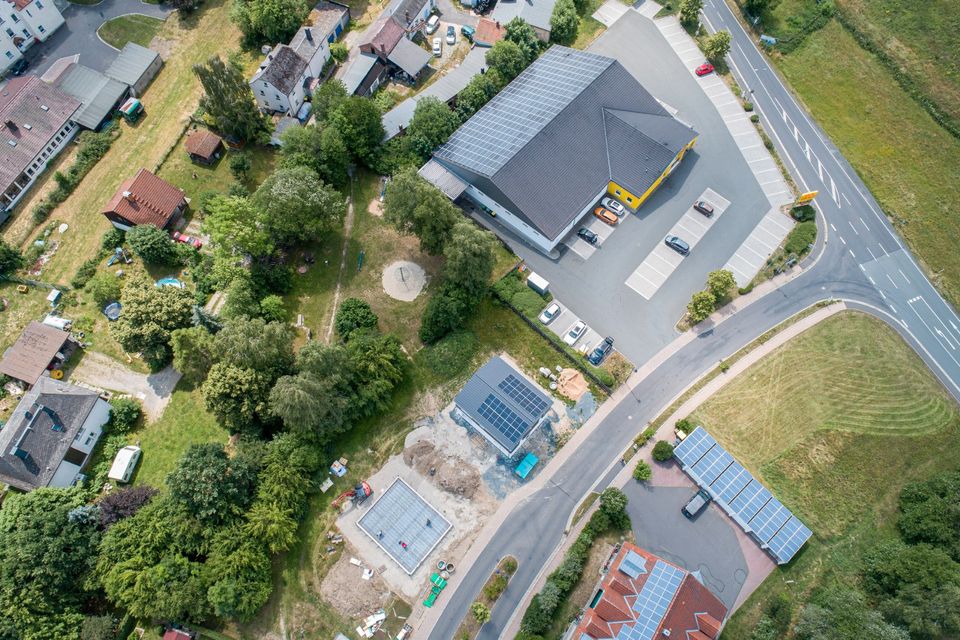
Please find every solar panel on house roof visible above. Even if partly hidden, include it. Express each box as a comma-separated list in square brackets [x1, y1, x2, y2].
[477, 394, 530, 447]
[673, 427, 716, 467]
[692, 446, 734, 486]
[618, 561, 685, 640]
[767, 517, 813, 562]
[499, 374, 551, 415]
[674, 427, 812, 564]
[619, 550, 648, 579]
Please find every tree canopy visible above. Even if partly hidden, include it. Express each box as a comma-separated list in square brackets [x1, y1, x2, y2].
[328, 96, 385, 168]
[110, 275, 194, 370]
[0, 238, 24, 277]
[485, 40, 528, 83]
[442, 221, 498, 302]
[205, 195, 274, 258]
[384, 166, 461, 254]
[278, 124, 350, 187]
[456, 73, 499, 120]
[335, 298, 379, 340]
[194, 55, 268, 143]
[703, 30, 732, 64]
[231, 0, 309, 45]
[126, 224, 178, 264]
[504, 18, 540, 65]
[794, 588, 908, 640]
[898, 470, 960, 561]
[167, 443, 258, 522]
[549, 0, 579, 45]
[405, 97, 462, 159]
[251, 166, 346, 246]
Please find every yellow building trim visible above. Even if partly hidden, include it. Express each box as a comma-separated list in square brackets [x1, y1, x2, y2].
[608, 136, 699, 209]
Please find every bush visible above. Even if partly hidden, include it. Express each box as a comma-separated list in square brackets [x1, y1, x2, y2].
[652, 440, 675, 462]
[743, 101, 754, 111]
[675, 417, 694, 433]
[419, 285, 472, 343]
[70, 257, 99, 289]
[471, 601, 491, 624]
[750, 113, 760, 123]
[101, 228, 126, 252]
[592, 367, 615, 388]
[784, 221, 817, 256]
[791, 205, 816, 222]
[484, 574, 508, 601]
[330, 42, 348, 63]
[108, 397, 142, 434]
[687, 290, 716, 323]
[127, 225, 178, 264]
[634, 426, 656, 447]
[334, 298, 378, 340]
[420, 330, 479, 378]
[86, 271, 122, 307]
[633, 460, 652, 482]
[229, 152, 251, 182]
[502, 557, 518, 575]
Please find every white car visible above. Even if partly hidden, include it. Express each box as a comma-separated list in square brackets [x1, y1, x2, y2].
[539, 302, 561, 325]
[563, 320, 587, 346]
[432, 37, 442, 57]
[425, 14, 441, 34]
[446, 24, 457, 45]
[600, 197, 626, 216]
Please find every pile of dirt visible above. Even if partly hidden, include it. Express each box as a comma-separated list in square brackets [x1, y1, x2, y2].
[319, 544, 392, 619]
[403, 440, 481, 499]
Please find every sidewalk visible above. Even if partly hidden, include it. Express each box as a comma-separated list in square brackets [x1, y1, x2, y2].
[498, 301, 846, 638]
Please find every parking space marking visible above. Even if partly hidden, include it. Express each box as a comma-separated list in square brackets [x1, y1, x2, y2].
[624, 189, 731, 300]
[722, 208, 796, 286]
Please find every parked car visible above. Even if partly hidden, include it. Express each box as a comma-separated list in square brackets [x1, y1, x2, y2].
[587, 336, 614, 366]
[682, 489, 712, 519]
[173, 232, 203, 249]
[461, 24, 476, 41]
[538, 302, 561, 325]
[593, 206, 618, 226]
[10, 58, 28, 76]
[425, 14, 441, 34]
[577, 227, 599, 244]
[107, 446, 142, 484]
[600, 197, 625, 216]
[665, 235, 690, 255]
[432, 37, 442, 56]
[695, 63, 715, 77]
[563, 320, 587, 346]
[446, 25, 456, 45]
[693, 200, 715, 217]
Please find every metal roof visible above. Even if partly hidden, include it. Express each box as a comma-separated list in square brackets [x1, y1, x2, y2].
[418, 159, 468, 199]
[387, 37, 432, 78]
[104, 42, 160, 87]
[54, 63, 127, 129]
[674, 427, 812, 564]
[491, 0, 557, 33]
[454, 356, 551, 455]
[432, 46, 697, 243]
[340, 52, 381, 94]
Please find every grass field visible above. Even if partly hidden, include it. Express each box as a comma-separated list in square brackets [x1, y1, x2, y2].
[771, 21, 960, 306]
[97, 14, 165, 49]
[688, 312, 960, 636]
[155, 131, 276, 201]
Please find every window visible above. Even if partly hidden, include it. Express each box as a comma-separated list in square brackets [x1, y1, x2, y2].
[36, 1, 44, 8]
[260, 90, 264, 95]
[10, 14, 18, 22]
[4, 51, 11, 60]
[614, 189, 622, 196]
[37, 25, 45, 34]
[275, 94, 281, 101]
[84, 433, 95, 446]
[22, 29, 30, 38]
[5, 29, 13, 37]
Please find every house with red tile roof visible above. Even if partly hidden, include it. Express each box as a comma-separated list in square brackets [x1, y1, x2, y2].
[573, 542, 727, 640]
[101, 168, 186, 231]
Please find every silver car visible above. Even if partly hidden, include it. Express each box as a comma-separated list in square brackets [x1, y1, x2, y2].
[600, 197, 626, 216]
[539, 302, 561, 325]
[563, 320, 587, 346]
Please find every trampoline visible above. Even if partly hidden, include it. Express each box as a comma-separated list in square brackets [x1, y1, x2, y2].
[357, 478, 452, 575]
[103, 302, 122, 321]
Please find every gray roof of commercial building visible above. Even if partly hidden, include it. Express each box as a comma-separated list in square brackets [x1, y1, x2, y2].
[0, 377, 102, 491]
[387, 37, 432, 78]
[383, 46, 486, 139]
[104, 42, 161, 87]
[53, 63, 128, 129]
[254, 45, 309, 95]
[340, 52, 381, 94]
[0, 76, 80, 193]
[419, 159, 468, 199]
[491, 0, 556, 33]
[431, 46, 697, 242]
[454, 356, 551, 455]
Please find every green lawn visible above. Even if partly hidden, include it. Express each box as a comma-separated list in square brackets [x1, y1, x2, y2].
[572, 0, 606, 50]
[130, 387, 230, 488]
[97, 14, 165, 50]
[772, 21, 960, 307]
[156, 133, 276, 202]
[688, 312, 960, 637]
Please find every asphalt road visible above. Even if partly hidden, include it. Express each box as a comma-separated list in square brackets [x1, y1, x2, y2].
[427, 2, 960, 638]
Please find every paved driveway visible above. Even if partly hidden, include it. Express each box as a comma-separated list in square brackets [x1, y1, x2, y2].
[622, 482, 748, 610]
[494, 11, 771, 365]
[21, 0, 171, 77]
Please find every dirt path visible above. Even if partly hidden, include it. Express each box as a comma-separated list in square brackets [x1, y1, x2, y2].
[70, 351, 181, 421]
[325, 188, 357, 343]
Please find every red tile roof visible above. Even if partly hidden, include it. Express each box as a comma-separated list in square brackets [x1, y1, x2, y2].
[102, 168, 185, 229]
[10, 0, 33, 10]
[574, 543, 728, 640]
[184, 129, 223, 160]
[360, 14, 406, 57]
[162, 630, 194, 640]
[475, 18, 506, 46]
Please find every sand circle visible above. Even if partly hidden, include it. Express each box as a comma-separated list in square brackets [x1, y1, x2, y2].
[382, 260, 427, 301]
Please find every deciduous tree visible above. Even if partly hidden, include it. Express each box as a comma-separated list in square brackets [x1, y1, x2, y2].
[204, 195, 274, 258]
[706, 269, 736, 301]
[702, 30, 732, 64]
[687, 289, 716, 323]
[201, 363, 272, 433]
[268, 373, 347, 441]
[456, 73, 499, 120]
[171, 325, 217, 385]
[251, 166, 346, 246]
[85, 271, 121, 306]
[443, 221, 498, 301]
[214, 316, 295, 380]
[166, 443, 257, 522]
[383, 166, 461, 254]
[194, 55, 268, 142]
[504, 17, 540, 65]
[97, 486, 159, 528]
[127, 224, 178, 264]
[231, 0, 309, 45]
[0, 238, 24, 277]
[328, 96, 385, 168]
[335, 298, 379, 340]
[485, 40, 527, 83]
[549, 0, 579, 45]
[278, 124, 350, 187]
[110, 276, 194, 370]
[794, 588, 908, 640]
[678, 0, 703, 27]
[405, 97, 461, 158]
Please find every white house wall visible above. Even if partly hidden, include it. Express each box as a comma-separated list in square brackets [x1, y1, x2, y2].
[0, 0, 64, 73]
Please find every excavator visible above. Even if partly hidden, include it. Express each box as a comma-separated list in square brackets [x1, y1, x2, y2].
[331, 481, 373, 509]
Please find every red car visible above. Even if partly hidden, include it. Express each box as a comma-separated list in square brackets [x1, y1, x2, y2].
[173, 232, 203, 249]
[695, 63, 715, 76]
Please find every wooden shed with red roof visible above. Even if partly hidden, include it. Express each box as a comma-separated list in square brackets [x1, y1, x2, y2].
[574, 542, 727, 640]
[184, 128, 224, 165]
[101, 168, 187, 231]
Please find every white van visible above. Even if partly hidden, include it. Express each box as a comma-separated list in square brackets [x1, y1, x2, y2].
[108, 445, 142, 483]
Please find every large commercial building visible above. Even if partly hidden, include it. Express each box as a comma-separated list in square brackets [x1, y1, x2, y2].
[421, 46, 698, 255]
[0, 0, 65, 75]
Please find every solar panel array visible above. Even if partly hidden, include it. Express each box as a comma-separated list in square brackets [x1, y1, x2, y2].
[616, 561, 685, 640]
[477, 394, 530, 448]
[499, 374, 551, 416]
[434, 47, 614, 177]
[673, 427, 812, 564]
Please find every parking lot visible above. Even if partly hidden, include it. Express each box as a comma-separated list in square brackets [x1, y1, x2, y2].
[494, 11, 777, 365]
[625, 188, 730, 299]
[537, 299, 610, 357]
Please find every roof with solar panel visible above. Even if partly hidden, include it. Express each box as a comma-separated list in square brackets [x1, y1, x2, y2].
[454, 356, 552, 456]
[430, 45, 697, 243]
[673, 426, 813, 564]
[575, 542, 727, 640]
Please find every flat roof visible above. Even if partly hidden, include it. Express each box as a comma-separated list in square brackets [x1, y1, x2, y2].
[357, 478, 452, 574]
[105, 42, 160, 87]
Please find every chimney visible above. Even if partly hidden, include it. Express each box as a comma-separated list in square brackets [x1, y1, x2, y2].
[305, 27, 313, 42]
[122, 190, 133, 200]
